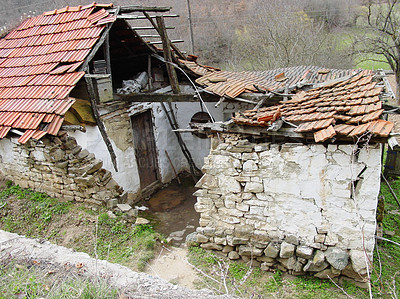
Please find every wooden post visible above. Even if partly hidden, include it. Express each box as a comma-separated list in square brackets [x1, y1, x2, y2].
[147, 54, 153, 90]
[85, 76, 118, 172]
[103, 28, 112, 75]
[80, 6, 120, 72]
[156, 16, 180, 94]
[186, 0, 195, 54]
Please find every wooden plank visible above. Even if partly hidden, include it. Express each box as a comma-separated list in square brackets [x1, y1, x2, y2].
[161, 102, 201, 182]
[114, 92, 218, 102]
[132, 26, 175, 30]
[148, 40, 184, 44]
[142, 11, 186, 60]
[147, 55, 153, 90]
[117, 14, 179, 19]
[118, 6, 171, 13]
[156, 16, 180, 94]
[103, 31, 112, 75]
[85, 76, 118, 172]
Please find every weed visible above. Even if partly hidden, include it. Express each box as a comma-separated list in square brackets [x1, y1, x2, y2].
[0, 183, 161, 273]
[263, 270, 282, 293]
[0, 260, 120, 298]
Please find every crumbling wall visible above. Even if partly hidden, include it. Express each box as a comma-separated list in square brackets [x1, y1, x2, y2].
[0, 132, 123, 206]
[194, 136, 381, 280]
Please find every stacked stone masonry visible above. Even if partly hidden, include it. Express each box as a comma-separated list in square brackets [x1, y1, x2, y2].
[194, 136, 381, 280]
[0, 132, 123, 206]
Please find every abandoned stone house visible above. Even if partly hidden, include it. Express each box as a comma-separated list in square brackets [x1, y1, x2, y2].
[0, 3, 251, 203]
[0, 2, 397, 281]
[192, 71, 395, 280]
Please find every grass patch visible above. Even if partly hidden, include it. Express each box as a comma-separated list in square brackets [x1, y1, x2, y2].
[0, 182, 161, 272]
[187, 246, 352, 297]
[373, 175, 400, 298]
[0, 259, 120, 298]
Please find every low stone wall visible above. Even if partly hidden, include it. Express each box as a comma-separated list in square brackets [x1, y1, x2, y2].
[194, 136, 381, 280]
[0, 132, 123, 206]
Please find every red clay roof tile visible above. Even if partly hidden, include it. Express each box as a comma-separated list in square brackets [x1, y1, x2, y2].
[0, 4, 117, 142]
[232, 73, 393, 142]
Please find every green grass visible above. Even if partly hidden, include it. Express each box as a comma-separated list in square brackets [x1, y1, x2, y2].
[0, 181, 161, 272]
[0, 260, 120, 298]
[373, 176, 400, 297]
[355, 54, 390, 70]
[0, 183, 71, 237]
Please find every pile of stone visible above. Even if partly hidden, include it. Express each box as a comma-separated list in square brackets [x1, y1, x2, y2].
[0, 132, 123, 206]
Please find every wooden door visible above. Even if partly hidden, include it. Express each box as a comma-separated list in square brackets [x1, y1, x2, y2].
[131, 110, 159, 188]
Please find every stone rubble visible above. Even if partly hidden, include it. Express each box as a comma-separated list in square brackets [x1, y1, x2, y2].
[0, 133, 123, 206]
[194, 135, 381, 280]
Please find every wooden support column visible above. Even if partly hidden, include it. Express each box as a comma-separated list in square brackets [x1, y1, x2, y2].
[103, 28, 112, 75]
[147, 54, 153, 90]
[85, 76, 118, 172]
[156, 16, 180, 94]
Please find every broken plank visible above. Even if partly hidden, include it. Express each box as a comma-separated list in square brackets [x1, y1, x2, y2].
[85, 76, 118, 172]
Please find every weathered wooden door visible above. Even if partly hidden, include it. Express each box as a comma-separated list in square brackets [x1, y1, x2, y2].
[131, 110, 159, 188]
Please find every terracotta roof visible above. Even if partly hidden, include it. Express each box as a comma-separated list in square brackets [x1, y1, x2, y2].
[179, 61, 370, 100]
[0, 3, 115, 143]
[233, 71, 394, 142]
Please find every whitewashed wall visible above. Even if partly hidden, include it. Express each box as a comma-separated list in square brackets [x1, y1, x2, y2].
[69, 100, 251, 196]
[195, 137, 382, 278]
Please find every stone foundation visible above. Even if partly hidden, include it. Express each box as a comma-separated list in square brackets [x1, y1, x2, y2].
[194, 136, 381, 280]
[0, 132, 123, 206]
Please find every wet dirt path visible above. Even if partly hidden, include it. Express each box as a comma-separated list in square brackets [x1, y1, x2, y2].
[143, 176, 200, 247]
[141, 175, 201, 288]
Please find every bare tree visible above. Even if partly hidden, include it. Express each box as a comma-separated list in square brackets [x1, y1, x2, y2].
[353, 0, 400, 102]
[227, 0, 353, 71]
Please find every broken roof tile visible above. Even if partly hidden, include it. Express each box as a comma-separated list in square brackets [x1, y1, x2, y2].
[232, 72, 393, 142]
[314, 125, 336, 142]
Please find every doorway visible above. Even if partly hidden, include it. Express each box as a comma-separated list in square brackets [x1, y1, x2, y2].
[131, 110, 159, 189]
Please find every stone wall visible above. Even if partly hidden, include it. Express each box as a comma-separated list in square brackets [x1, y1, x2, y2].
[194, 136, 381, 280]
[0, 132, 123, 206]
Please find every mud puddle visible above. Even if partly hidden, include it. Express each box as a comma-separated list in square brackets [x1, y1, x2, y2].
[142, 175, 200, 247]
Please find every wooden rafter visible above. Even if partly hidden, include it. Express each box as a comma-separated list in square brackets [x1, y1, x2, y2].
[156, 16, 180, 94]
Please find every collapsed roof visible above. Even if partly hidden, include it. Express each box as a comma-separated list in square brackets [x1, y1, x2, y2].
[0, 2, 395, 145]
[232, 71, 393, 143]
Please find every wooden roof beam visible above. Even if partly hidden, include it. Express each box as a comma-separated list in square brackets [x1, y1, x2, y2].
[109, 6, 171, 13]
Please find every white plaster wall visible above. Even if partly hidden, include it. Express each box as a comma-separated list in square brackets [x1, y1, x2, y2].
[70, 126, 141, 193]
[173, 101, 253, 174]
[68, 100, 252, 193]
[196, 140, 382, 256]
